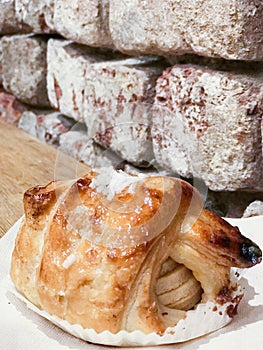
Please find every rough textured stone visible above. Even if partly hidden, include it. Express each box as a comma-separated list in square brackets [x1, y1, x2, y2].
[47, 39, 164, 165]
[0, 89, 27, 125]
[53, 0, 113, 49]
[59, 130, 115, 169]
[84, 56, 164, 165]
[0, 0, 30, 34]
[152, 63, 263, 191]
[59, 129, 162, 173]
[18, 110, 75, 146]
[2, 34, 50, 107]
[110, 0, 263, 60]
[15, 0, 55, 33]
[0, 38, 3, 86]
[17, 110, 38, 137]
[242, 200, 263, 218]
[47, 39, 116, 122]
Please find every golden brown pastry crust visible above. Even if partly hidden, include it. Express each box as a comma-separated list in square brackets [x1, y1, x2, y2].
[10, 172, 262, 334]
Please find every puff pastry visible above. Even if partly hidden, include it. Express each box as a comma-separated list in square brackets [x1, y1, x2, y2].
[10, 170, 262, 335]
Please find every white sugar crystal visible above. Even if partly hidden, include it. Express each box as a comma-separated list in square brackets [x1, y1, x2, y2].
[90, 166, 147, 200]
[62, 253, 76, 269]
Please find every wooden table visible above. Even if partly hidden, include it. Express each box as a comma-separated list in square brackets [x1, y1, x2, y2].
[0, 120, 89, 238]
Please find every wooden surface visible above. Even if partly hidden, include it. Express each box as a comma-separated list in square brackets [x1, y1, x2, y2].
[0, 120, 89, 238]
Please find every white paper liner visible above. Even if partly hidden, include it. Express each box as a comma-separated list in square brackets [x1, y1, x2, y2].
[3, 216, 260, 347]
[6, 217, 242, 347]
[7, 277, 239, 346]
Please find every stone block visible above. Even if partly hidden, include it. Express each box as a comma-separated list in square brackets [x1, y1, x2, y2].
[2, 34, 50, 107]
[59, 130, 115, 169]
[15, 0, 55, 33]
[152, 63, 263, 191]
[0, 38, 3, 86]
[53, 0, 113, 48]
[110, 0, 263, 60]
[84, 56, 164, 165]
[47, 39, 164, 165]
[0, 0, 30, 34]
[242, 200, 263, 218]
[0, 89, 27, 125]
[47, 39, 114, 122]
[18, 110, 75, 146]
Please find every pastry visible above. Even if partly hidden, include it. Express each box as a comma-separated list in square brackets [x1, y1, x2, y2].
[10, 168, 262, 337]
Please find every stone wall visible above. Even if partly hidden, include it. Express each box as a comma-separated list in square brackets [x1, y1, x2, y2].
[1, 0, 263, 217]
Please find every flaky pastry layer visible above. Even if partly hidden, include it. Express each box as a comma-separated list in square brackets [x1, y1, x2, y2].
[10, 171, 262, 334]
